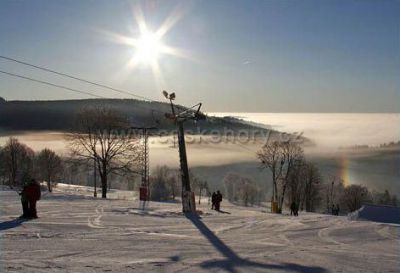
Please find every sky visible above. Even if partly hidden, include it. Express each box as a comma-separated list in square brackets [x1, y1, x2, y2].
[0, 0, 399, 112]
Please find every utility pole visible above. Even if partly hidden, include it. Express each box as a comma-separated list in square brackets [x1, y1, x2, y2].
[330, 177, 335, 214]
[162, 90, 206, 213]
[143, 128, 149, 196]
[93, 157, 97, 197]
[132, 126, 157, 202]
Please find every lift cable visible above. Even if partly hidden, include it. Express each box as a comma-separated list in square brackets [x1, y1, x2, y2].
[0, 55, 153, 102]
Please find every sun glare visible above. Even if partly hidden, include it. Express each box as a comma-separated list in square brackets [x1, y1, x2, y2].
[134, 30, 163, 64]
[106, 5, 193, 88]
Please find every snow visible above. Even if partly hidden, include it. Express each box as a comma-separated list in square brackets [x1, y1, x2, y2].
[1, 186, 399, 273]
[348, 204, 400, 225]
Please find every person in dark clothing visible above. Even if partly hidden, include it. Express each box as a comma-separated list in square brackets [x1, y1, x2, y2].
[211, 192, 217, 210]
[331, 204, 340, 216]
[215, 191, 222, 211]
[26, 179, 41, 218]
[336, 204, 340, 216]
[19, 184, 30, 218]
[290, 201, 296, 216]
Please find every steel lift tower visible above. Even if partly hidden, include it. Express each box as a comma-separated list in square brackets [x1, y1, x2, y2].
[162, 90, 206, 213]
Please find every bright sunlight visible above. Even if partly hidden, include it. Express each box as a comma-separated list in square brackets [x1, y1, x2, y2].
[134, 30, 163, 64]
[104, 5, 192, 88]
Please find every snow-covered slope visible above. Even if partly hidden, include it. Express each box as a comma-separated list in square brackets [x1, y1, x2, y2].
[54, 183, 138, 200]
[0, 187, 399, 273]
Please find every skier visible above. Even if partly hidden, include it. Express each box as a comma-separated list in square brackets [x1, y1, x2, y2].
[26, 179, 41, 218]
[215, 191, 222, 211]
[211, 192, 217, 210]
[290, 201, 296, 216]
[19, 184, 30, 218]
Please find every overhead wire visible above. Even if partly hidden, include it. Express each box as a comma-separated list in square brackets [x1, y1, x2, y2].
[0, 55, 153, 102]
[0, 55, 169, 118]
[0, 55, 264, 151]
[0, 70, 106, 99]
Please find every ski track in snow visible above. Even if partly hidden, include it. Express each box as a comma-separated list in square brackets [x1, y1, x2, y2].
[87, 205, 104, 229]
[1, 190, 399, 273]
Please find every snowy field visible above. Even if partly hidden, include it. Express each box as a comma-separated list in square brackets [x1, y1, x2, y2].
[1, 186, 399, 273]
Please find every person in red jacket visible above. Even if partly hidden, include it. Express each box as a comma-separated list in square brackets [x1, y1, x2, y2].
[26, 179, 41, 218]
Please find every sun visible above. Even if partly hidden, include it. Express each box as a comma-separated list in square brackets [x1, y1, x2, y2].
[105, 5, 193, 88]
[134, 30, 164, 64]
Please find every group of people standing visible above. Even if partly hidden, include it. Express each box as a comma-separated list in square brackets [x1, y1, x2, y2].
[211, 191, 223, 211]
[19, 179, 41, 219]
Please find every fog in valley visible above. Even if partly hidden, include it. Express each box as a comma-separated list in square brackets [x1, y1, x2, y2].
[1, 113, 399, 196]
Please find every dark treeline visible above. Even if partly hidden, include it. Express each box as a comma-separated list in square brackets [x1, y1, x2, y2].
[0, 137, 139, 194]
[0, 98, 268, 133]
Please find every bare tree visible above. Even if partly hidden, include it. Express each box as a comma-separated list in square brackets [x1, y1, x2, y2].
[223, 173, 241, 203]
[163, 166, 180, 201]
[68, 106, 141, 198]
[323, 176, 345, 214]
[304, 163, 322, 211]
[287, 160, 306, 208]
[150, 165, 173, 201]
[278, 141, 303, 211]
[199, 180, 209, 205]
[288, 161, 323, 212]
[192, 176, 209, 204]
[257, 140, 283, 204]
[35, 148, 63, 192]
[341, 184, 371, 212]
[61, 157, 86, 185]
[167, 175, 179, 201]
[223, 173, 259, 206]
[258, 139, 303, 212]
[240, 177, 259, 207]
[1, 137, 34, 188]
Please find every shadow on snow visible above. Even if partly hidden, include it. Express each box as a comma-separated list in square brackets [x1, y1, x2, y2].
[0, 218, 29, 231]
[185, 213, 327, 273]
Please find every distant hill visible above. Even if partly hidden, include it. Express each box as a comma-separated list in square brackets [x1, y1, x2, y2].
[0, 99, 271, 134]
